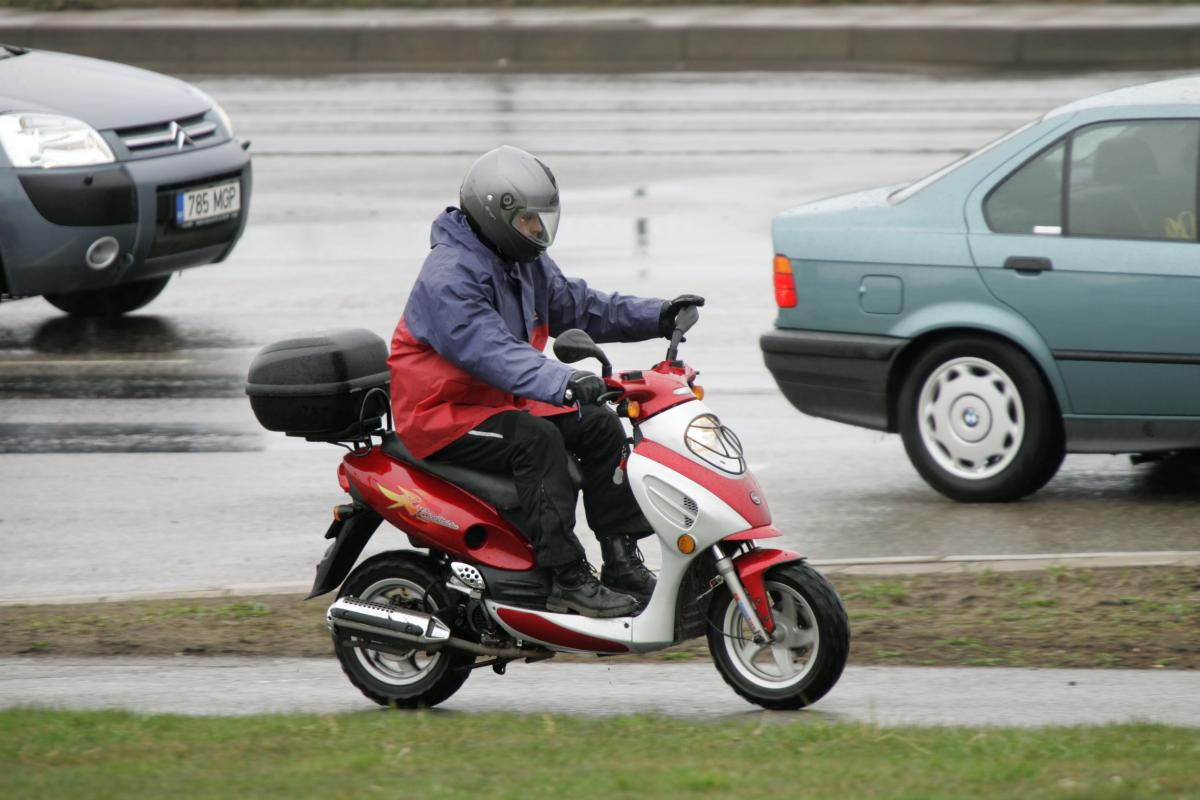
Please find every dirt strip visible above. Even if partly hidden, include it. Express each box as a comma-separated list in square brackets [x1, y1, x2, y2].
[3, 566, 1196, 669]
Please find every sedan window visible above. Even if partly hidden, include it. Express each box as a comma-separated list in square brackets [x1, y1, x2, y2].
[985, 118, 1199, 242]
[985, 141, 1065, 235]
[1068, 120, 1198, 242]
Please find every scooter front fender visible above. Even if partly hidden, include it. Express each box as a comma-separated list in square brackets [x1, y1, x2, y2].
[306, 509, 383, 599]
[730, 547, 805, 635]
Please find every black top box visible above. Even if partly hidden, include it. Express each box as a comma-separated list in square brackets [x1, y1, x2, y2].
[246, 328, 389, 440]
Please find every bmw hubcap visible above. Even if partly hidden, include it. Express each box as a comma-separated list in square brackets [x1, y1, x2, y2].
[917, 356, 1025, 480]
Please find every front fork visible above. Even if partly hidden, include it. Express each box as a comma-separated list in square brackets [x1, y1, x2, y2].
[711, 545, 774, 644]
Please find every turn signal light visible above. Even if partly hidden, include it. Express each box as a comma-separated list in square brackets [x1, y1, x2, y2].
[625, 400, 641, 419]
[691, 385, 704, 400]
[333, 504, 358, 522]
[677, 534, 697, 554]
[773, 255, 797, 308]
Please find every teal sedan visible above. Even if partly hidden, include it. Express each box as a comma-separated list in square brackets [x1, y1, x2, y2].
[762, 75, 1200, 502]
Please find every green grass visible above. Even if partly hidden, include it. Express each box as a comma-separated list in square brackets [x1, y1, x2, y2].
[2, 710, 1197, 799]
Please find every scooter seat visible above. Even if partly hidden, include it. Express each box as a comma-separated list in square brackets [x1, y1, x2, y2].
[380, 433, 583, 511]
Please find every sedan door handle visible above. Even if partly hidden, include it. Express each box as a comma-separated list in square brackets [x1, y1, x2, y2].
[1004, 256, 1053, 274]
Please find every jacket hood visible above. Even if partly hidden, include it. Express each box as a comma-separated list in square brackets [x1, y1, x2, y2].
[0, 49, 209, 130]
[431, 207, 510, 263]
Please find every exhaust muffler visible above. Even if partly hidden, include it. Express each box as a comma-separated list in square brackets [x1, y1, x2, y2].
[326, 596, 452, 647]
[326, 596, 550, 660]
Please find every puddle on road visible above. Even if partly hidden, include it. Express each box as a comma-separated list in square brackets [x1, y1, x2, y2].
[0, 423, 262, 453]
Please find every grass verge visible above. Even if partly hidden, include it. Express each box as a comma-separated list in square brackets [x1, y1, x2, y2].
[2, 709, 1198, 799]
[2, 566, 1197, 669]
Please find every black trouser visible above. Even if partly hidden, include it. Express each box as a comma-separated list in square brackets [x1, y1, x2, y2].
[429, 406, 652, 569]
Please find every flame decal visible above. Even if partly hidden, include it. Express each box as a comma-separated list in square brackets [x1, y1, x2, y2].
[376, 482, 423, 515]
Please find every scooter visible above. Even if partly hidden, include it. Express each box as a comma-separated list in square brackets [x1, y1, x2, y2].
[247, 306, 849, 709]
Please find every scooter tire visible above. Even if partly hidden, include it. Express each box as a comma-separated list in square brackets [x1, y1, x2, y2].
[333, 552, 474, 709]
[706, 562, 849, 710]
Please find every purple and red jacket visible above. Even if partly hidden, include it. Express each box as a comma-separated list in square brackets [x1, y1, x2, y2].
[389, 208, 663, 459]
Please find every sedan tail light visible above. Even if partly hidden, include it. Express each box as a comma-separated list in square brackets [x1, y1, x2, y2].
[773, 255, 797, 308]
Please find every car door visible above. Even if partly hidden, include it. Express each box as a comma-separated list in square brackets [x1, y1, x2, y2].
[967, 117, 1200, 418]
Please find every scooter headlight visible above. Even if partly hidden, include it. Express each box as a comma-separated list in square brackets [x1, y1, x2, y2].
[685, 414, 745, 475]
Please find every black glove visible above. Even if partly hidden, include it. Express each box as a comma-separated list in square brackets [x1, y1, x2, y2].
[659, 294, 706, 338]
[563, 370, 606, 406]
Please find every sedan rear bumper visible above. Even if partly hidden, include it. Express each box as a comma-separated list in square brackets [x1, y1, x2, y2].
[760, 328, 906, 431]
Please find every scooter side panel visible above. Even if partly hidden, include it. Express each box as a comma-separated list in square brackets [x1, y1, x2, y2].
[342, 448, 535, 571]
[486, 600, 632, 653]
[623, 450, 755, 649]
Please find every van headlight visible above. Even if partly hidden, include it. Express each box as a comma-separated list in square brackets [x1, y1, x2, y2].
[0, 112, 115, 169]
[685, 414, 745, 475]
[187, 86, 235, 137]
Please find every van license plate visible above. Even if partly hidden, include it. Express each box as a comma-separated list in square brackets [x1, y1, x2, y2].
[176, 180, 241, 227]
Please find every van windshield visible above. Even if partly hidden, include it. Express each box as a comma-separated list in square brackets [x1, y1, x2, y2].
[889, 120, 1037, 204]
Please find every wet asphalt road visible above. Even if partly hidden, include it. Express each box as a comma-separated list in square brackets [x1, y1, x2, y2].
[2, 658, 1198, 727]
[2, 69, 1200, 602]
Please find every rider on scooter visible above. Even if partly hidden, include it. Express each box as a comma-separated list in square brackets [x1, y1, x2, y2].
[388, 145, 704, 618]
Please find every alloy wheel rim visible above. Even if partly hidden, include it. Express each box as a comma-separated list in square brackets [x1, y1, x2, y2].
[352, 577, 443, 687]
[917, 356, 1025, 481]
[722, 580, 819, 690]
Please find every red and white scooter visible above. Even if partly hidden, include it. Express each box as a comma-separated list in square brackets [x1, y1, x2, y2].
[261, 307, 849, 709]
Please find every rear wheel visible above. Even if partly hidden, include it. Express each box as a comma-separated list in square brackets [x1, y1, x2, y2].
[707, 562, 849, 710]
[897, 336, 1064, 502]
[44, 275, 171, 317]
[333, 553, 474, 709]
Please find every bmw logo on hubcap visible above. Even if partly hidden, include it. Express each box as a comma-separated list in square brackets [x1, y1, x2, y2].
[963, 408, 980, 428]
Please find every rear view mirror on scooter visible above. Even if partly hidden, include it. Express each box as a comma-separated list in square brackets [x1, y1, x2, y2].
[673, 304, 700, 335]
[666, 304, 700, 363]
[553, 329, 612, 377]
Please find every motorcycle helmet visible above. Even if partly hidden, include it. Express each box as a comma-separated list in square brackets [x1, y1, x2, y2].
[460, 145, 560, 263]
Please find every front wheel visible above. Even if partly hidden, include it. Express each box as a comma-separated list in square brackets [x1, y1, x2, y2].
[897, 336, 1064, 502]
[333, 553, 474, 709]
[707, 562, 849, 710]
[44, 275, 171, 317]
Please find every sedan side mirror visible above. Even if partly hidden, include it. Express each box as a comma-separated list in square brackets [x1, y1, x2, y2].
[553, 329, 612, 377]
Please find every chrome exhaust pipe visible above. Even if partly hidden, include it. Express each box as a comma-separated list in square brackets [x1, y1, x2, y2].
[326, 596, 550, 660]
[326, 596, 452, 647]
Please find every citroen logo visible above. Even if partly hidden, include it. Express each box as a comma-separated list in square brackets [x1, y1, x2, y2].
[168, 121, 193, 151]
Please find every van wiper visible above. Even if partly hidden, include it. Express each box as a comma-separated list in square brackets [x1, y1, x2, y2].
[0, 45, 30, 59]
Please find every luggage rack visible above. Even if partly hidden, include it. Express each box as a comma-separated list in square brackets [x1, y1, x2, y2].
[291, 386, 393, 454]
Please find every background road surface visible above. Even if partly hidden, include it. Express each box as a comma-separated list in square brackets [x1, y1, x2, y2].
[2, 69, 1198, 602]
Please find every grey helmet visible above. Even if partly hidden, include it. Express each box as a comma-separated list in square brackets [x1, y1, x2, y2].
[459, 145, 561, 263]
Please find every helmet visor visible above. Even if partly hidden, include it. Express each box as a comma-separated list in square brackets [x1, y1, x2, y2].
[511, 207, 560, 249]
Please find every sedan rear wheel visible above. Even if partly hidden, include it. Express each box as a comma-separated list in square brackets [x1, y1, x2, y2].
[898, 336, 1063, 502]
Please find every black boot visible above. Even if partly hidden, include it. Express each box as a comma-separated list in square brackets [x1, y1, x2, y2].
[547, 560, 639, 618]
[600, 534, 657, 602]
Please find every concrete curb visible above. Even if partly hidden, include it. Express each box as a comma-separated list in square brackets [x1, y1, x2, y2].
[3, 550, 1196, 607]
[4, 7, 1200, 73]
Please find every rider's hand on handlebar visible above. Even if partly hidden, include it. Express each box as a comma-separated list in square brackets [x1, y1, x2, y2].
[563, 370, 607, 406]
[659, 294, 706, 338]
